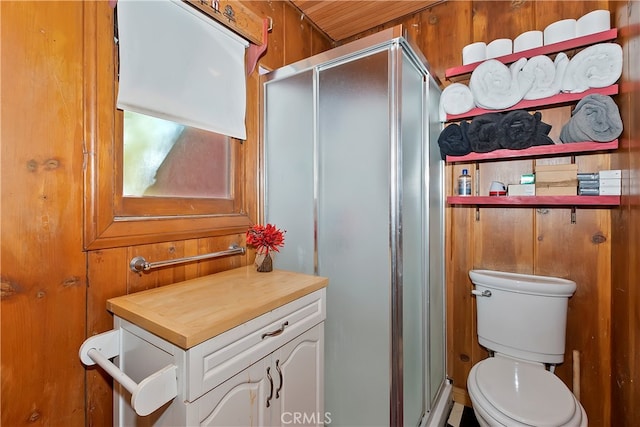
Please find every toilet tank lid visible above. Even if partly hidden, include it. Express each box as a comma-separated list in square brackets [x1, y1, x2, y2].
[469, 269, 576, 297]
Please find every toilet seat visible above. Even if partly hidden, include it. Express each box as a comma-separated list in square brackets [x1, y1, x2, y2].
[468, 356, 584, 426]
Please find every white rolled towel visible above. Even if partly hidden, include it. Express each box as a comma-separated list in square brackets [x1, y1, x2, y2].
[562, 43, 623, 93]
[439, 83, 476, 121]
[469, 58, 535, 110]
[522, 53, 569, 100]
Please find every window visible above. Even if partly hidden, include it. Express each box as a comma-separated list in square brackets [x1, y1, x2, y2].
[83, 1, 253, 250]
[123, 111, 231, 199]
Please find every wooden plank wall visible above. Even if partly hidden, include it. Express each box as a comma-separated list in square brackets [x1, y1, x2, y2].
[610, 1, 640, 426]
[1, 1, 332, 427]
[2, 1, 638, 426]
[1, 2, 87, 425]
[342, 0, 636, 425]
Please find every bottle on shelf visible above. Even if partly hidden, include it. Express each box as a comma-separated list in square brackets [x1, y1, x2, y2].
[458, 169, 472, 196]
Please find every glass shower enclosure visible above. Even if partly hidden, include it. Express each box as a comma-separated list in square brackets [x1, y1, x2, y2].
[262, 26, 448, 426]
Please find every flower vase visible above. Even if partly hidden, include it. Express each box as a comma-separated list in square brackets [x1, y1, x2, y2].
[256, 252, 273, 272]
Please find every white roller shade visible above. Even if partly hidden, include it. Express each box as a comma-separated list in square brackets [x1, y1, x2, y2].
[116, 0, 248, 139]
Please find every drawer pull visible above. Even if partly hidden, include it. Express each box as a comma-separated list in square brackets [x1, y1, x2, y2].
[266, 366, 273, 408]
[275, 359, 283, 398]
[261, 321, 289, 339]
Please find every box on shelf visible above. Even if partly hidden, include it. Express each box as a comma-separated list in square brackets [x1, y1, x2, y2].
[520, 174, 535, 184]
[535, 164, 578, 173]
[599, 186, 621, 195]
[599, 170, 622, 194]
[579, 188, 600, 196]
[578, 172, 599, 181]
[599, 169, 621, 179]
[535, 164, 578, 185]
[599, 178, 621, 188]
[535, 184, 577, 196]
[508, 184, 536, 196]
[579, 180, 599, 189]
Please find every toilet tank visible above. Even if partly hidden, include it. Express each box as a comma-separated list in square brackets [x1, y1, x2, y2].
[469, 269, 576, 364]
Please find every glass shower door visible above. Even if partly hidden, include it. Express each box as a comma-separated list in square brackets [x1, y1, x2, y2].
[400, 49, 427, 426]
[427, 73, 447, 416]
[263, 70, 315, 275]
[262, 29, 446, 427]
[317, 49, 392, 426]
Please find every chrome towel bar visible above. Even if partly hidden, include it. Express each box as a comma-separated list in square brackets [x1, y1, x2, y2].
[129, 244, 246, 273]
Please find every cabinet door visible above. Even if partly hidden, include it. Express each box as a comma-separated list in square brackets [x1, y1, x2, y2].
[271, 324, 325, 427]
[195, 356, 271, 426]
[193, 323, 325, 427]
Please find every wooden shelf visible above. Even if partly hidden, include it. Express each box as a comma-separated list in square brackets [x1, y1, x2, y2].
[447, 195, 620, 206]
[446, 140, 618, 163]
[445, 85, 619, 121]
[444, 28, 621, 211]
[445, 28, 618, 79]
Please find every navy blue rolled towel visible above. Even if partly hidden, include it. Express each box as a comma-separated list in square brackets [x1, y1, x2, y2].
[532, 112, 554, 146]
[467, 113, 502, 153]
[499, 110, 537, 149]
[499, 111, 554, 149]
[437, 122, 472, 159]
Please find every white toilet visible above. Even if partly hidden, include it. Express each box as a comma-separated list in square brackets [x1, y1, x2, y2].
[467, 269, 588, 427]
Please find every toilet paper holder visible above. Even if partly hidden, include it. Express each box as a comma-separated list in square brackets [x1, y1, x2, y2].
[79, 329, 178, 416]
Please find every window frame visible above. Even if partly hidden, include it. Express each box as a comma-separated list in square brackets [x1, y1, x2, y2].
[83, 1, 252, 250]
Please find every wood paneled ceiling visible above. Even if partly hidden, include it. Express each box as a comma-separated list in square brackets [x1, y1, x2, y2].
[290, 0, 445, 41]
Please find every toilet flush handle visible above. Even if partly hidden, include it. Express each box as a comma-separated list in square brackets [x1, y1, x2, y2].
[471, 289, 492, 297]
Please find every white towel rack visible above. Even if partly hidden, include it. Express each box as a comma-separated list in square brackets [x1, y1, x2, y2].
[79, 330, 178, 416]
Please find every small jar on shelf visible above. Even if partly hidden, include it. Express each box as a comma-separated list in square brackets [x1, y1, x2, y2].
[458, 169, 472, 196]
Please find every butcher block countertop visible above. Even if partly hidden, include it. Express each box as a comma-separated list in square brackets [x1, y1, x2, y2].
[107, 266, 328, 349]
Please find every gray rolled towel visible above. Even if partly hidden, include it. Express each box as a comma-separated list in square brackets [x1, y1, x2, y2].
[560, 94, 623, 143]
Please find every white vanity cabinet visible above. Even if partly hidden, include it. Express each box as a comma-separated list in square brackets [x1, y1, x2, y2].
[195, 323, 324, 426]
[84, 267, 328, 427]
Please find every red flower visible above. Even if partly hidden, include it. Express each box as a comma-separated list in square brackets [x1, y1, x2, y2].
[246, 224, 286, 255]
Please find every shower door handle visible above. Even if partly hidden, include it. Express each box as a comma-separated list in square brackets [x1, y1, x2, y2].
[471, 289, 492, 297]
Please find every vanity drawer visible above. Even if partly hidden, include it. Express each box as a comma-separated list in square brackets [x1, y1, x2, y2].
[185, 288, 326, 402]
